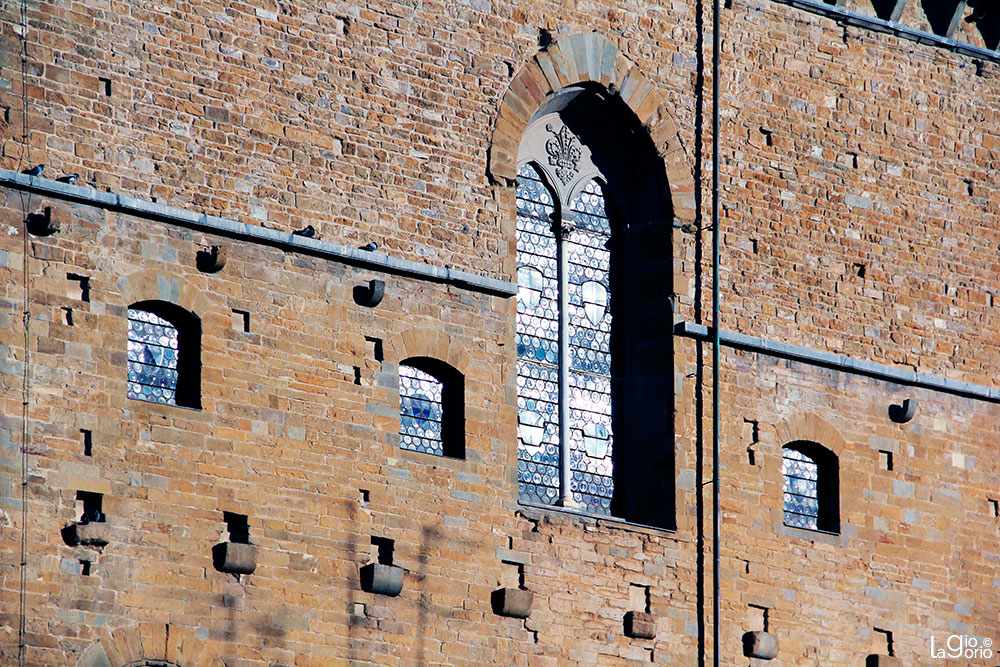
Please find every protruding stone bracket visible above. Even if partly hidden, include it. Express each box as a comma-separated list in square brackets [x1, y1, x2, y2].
[360, 562, 404, 596]
[866, 655, 901, 667]
[64, 521, 110, 548]
[491, 587, 533, 618]
[353, 279, 385, 308]
[26, 206, 58, 236]
[888, 398, 916, 423]
[743, 631, 779, 660]
[212, 542, 257, 575]
[196, 244, 227, 273]
[624, 611, 657, 639]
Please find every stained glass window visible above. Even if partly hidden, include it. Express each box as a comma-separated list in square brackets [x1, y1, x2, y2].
[782, 446, 820, 530]
[567, 179, 613, 513]
[399, 364, 445, 456]
[515, 161, 615, 515]
[127, 308, 180, 405]
[515, 163, 561, 507]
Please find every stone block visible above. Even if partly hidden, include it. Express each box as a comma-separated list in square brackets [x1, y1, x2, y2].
[743, 631, 778, 660]
[624, 611, 657, 639]
[360, 562, 404, 596]
[491, 587, 533, 618]
[66, 521, 110, 547]
[76, 642, 111, 667]
[866, 656, 901, 667]
[212, 542, 257, 575]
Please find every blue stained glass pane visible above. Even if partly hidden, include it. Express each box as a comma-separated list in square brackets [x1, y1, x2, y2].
[516, 169, 616, 515]
[782, 447, 819, 530]
[566, 180, 614, 515]
[127, 309, 179, 405]
[516, 164, 559, 506]
[399, 365, 445, 456]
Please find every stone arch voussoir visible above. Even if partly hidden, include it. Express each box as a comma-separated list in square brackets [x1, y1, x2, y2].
[385, 325, 472, 378]
[117, 269, 212, 317]
[489, 31, 695, 223]
[774, 411, 848, 457]
[76, 622, 225, 667]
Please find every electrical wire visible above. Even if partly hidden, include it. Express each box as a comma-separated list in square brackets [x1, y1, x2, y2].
[17, 0, 29, 173]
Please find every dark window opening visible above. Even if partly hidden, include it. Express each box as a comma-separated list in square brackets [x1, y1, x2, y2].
[223, 511, 249, 544]
[371, 536, 394, 565]
[970, 1, 1000, 51]
[232, 308, 250, 333]
[76, 491, 105, 524]
[67, 273, 90, 302]
[365, 336, 384, 362]
[920, 0, 965, 37]
[870, 0, 905, 21]
[874, 627, 895, 656]
[879, 449, 893, 471]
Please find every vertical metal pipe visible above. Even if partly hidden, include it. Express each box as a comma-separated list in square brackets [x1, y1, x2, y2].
[554, 211, 574, 507]
[711, 0, 722, 663]
[17, 2, 31, 662]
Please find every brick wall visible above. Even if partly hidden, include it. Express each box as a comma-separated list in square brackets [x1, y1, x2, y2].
[0, 0, 998, 664]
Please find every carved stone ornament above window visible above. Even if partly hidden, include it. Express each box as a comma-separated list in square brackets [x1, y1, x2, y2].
[544, 123, 582, 184]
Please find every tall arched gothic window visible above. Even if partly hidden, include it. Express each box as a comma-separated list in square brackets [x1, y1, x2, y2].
[513, 88, 675, 527]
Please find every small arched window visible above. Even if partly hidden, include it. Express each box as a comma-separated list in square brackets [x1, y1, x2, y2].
[126, 301, 201, 408]
[782, 441, 839, 533]
[398, 357, 464, 459]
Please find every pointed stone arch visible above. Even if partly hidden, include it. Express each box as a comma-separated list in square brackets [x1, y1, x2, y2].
[488, 32, 695, 224]
[75, 622, 225, 667]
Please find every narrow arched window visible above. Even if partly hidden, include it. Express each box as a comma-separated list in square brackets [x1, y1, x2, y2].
[398, 357, 464, 459]
[567, 178, 614, 512]
[782, 441, 839, 533]
[515, 164, 615, 513]
[515, 163, 561, 505]
[127, 301, 201, 408]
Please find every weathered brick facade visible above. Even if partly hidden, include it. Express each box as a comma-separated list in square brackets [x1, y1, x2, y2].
[0, 0, 998, 665]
